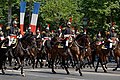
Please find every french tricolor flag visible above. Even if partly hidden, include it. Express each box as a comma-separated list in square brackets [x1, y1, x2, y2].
[20, 1, 26, 35]
[30, 2, 40, 34]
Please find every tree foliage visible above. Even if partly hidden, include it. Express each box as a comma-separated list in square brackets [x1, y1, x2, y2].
[0, 0, 120, 34]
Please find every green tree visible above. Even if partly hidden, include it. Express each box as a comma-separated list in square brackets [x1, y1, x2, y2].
[40, 0, 83, 29]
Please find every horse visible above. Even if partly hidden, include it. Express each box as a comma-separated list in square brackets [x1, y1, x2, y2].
[46, 34, 88, 76]
[75, 34, 93, 68]
[0, 38, 11, 75]
[113, 41, 120, 71]
[35, 38, 45, 68]
[0, 33, 37, 76]
[92, 39, 110, 73]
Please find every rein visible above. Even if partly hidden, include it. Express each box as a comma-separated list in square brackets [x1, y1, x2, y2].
[19, 41, 27, 51]
[69, 38, 84, 49]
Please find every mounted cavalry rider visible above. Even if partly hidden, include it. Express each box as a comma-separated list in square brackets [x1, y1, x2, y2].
[36, 28, 41, 39]
[83, 28, 87, 35]
[62, 21, 74, 61]
[58, 26, 63, 38]
[10, 18, 19, 35]
[108, 27, 119, 49]
[8, 18, 20, 47]
[41, 24, 51, 47]
[63, 21, 73, 48]
[0, 22, 5, 41]
[95, 31, 104, 46]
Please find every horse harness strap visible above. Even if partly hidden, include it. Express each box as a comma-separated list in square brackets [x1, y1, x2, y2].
[75, 40, 89, 52]
[19, 41, 27, 51]
[74, 41, 84, 49]
[19, 41, 36, 55]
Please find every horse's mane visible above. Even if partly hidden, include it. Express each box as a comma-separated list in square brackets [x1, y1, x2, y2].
[75, 34, 83, 40]
[0, 39, 7, 47]
[0, 38, 10, 47]
[20, 33, 33, 42]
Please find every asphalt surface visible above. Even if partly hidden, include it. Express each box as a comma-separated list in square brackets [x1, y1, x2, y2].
[0, 63, 120, 80]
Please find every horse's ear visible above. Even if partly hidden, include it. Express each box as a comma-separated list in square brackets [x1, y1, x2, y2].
[75, 34, 82, 40]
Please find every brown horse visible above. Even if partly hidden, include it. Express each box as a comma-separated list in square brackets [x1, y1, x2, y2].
[113, 41, 120, 71]
[48, 34, 91, 76]
[0, 33, 38, 76]
[34, 38, 46, 68]
[95, 45, 107, 72]
[93, 40, 110, 73]
[50, 40, 83, 76]
[75, 34, 93, 68]
[0, 39, 10, 75]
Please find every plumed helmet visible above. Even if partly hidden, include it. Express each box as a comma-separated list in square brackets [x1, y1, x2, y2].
[98, 33, 101, 37]
[28, 27, 31, 30]
[37, 29, 40, 32]
[67, 22, 71, 25]
[42, 31, 46, 34]
[13, 20, 18, 25]
[0, 27, 2, 30]
[111, 27, 115, 30]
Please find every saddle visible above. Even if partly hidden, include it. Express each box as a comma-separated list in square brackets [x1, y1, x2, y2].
[1, 39, 9, 48]
[57, 38, 65, 49]
[0, 36, 5, 41]
[96, 41, 102, 45]
[1, 35, 18, 49]
[58, 43, 64, 48]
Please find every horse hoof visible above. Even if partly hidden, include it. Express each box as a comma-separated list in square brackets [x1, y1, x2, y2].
[52, 70, 56, 74]
[75, 68, 79, 71]
[113, 69, 116, 71]
[4, 67, 7, 70]
[67, 72, 70, 75]
[40, 66, 43, 68]
[13, 67, 18, 70]
[104, 70, 107, 73]
[2, 72, 5, 75]
[95, 69, 97, 72]
[80, 73, 82, 76]
[21, 73, 25, 77]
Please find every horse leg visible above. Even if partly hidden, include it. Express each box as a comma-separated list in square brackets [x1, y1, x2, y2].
[75, 58, 83, 76]
[35, 56, 43, 68]
[8, 57, 12, 66]
[25, 57, 28, 66]
[32, 57, 35, 69]
[35, 57, 39, 68]
[36, 57, 44, 68]
[20, 58, 25, 76]
[92, 51, 96, 69]
[100, 58, 107, 73]
[62, 58, 70, 74]
[78, 61, 83, 76]
[1, 62, 5, 75]
[104, 56, 108, 69]
[78, 68, 82, 76]
[84, 57, 93, 69]
[13, 57, 21, 70]
[95, 58, 100, 72]
[1, 55, 8, 75]
[46, 53, 51, 68]
[51, 59, 56, 74]
[113, 57, 119, 71]
[40, 57, 44, 68]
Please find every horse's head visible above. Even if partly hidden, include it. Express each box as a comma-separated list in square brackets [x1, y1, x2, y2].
[21, 33, 37, 48]
[83, 35, 90, 46]
[76, 34, 90, 48]
[116, 41, 120, 48]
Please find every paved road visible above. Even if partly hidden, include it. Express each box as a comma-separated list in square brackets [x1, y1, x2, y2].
[0, 63, 120, 80]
